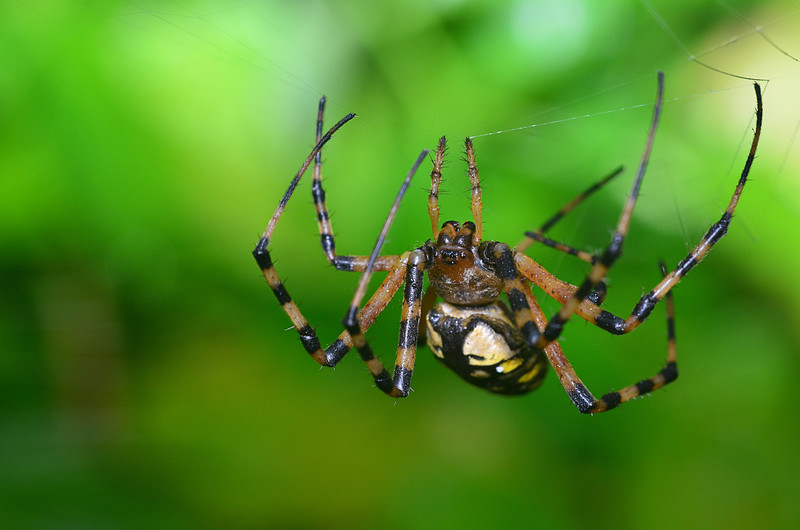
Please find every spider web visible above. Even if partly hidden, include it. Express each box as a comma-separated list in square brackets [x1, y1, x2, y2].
[94, 0, 799, 201]
[85, 0, 800, 300]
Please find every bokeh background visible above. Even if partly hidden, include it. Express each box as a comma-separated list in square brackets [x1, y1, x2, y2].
[2, 0, 799, 528]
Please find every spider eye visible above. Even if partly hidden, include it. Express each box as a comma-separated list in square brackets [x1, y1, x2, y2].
[438, 248, 469, 266]
[453, 232, 473, 248]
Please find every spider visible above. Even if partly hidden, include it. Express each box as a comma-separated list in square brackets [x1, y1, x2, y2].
[253, 72, 762, 413]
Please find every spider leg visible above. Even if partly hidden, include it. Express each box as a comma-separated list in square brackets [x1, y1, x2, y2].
[254, 245, 407, 366]
[514, 165, 625, 261]
[489, 242, 626, 403]
[253, 144, 427, 372]
[534, 71, 665, 348]
[489, 242, 543, 347]
[515, 236, 609, 304]
[490, 241, 598, 353]
[521, 81, 762, 337]
[515, 275, 556, 390]
[514, 252, 593, 302]
[598, 84, 762, 334]
[428, 136, 446, 238]
[465, 138, 484, 243]
[253, 101, 410, 368]
[311, 97, 399, 273]
[344, 249, 428, 397]
[342, 150, 428, 396]
[253, 105, 365, 361]
[539, 262, 677, 413]
[487, 243, 587, 388]
[257, 105, 355, 246]
[519, 233, 600, 265]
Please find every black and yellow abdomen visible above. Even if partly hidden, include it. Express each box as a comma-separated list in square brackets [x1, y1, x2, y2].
[426, 301, 547, 395]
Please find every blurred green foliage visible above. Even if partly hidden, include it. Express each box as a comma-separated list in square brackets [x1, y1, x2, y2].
[1, 1, 799, 528]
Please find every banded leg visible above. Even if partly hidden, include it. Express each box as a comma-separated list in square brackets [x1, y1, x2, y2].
[341, 149, 429, 396]
[521, 233, 600, 265]
[533, 71, 665, 349]
[499, 261, 619, 413]
[258, 107, 355, 247]
[519, 279, 564, 391]
[487, 242, 603, 361]
[523, 81, 762, 339]
[253, 103, 368, 362]
[490, 243, 610, 398]
[489, 241, 572, 394]
[254, 241, 407, 366]
[547, 262, 678, 413]
[343, 250, 428, 397]
[310, 97, 399, 273]
[515, 165, 625, 264]
[489, 242, 543, 348]
[253, 99, 409, 374]
[514, 252, 611, 319]
[596, 84, 762, 334]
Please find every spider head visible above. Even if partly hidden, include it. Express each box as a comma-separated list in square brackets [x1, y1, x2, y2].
[429, 220, 502, 305]
[435, 220, 476, 265]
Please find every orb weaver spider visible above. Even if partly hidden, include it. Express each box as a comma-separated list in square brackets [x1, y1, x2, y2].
[253, 72, 763, 413]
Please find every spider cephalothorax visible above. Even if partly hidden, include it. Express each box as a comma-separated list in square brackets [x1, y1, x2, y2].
[253, 74, 763, 413]
[427, 221, 502, 306]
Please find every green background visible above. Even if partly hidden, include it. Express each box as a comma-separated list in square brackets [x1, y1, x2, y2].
[2, 1, 799, 528]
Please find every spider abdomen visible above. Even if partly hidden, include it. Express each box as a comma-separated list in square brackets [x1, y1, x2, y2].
[426, 301, 547, 395]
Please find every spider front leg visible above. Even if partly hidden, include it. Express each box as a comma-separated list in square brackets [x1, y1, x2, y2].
[536, 80, 762, 339]
[253, 100, 420, 382]
[533, 71, 665, 347]
[254, 239, 407, 366]
[311, 97, 398, 273]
